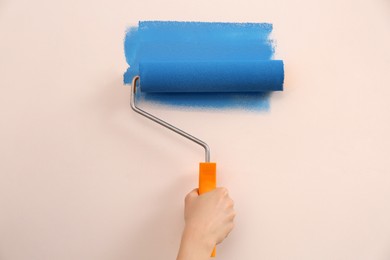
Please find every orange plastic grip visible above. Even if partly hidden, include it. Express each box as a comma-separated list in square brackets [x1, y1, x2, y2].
[199, 162, 217, 257]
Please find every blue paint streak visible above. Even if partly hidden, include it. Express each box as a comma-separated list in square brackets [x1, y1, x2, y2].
[140, 92, 271, 110]
[124, 21, 282, 110]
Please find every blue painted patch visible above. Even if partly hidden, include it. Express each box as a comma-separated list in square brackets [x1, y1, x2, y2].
[124, 21, 283, 110]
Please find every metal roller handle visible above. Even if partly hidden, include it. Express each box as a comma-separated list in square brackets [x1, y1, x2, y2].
[130, 76, 211, 162]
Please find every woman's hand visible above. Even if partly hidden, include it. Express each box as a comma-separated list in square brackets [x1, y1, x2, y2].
[177, 188, 236, 260]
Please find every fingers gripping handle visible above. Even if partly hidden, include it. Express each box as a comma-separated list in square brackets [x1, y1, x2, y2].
[198, 162, 217, 257]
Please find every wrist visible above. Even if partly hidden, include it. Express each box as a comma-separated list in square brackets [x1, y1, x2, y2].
[177, 226, 214, 260]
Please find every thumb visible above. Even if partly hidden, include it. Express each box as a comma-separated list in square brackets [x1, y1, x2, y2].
[185, 188, 199, 202]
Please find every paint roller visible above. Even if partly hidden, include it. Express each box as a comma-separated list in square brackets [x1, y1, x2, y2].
[126, 20, 283, 258]
[129, 59, 284, 257]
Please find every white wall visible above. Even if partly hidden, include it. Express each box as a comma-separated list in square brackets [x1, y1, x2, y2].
[1, 0, 390, 259]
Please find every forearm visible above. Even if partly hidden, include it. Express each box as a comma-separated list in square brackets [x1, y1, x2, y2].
[177, 226, 214, 260]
